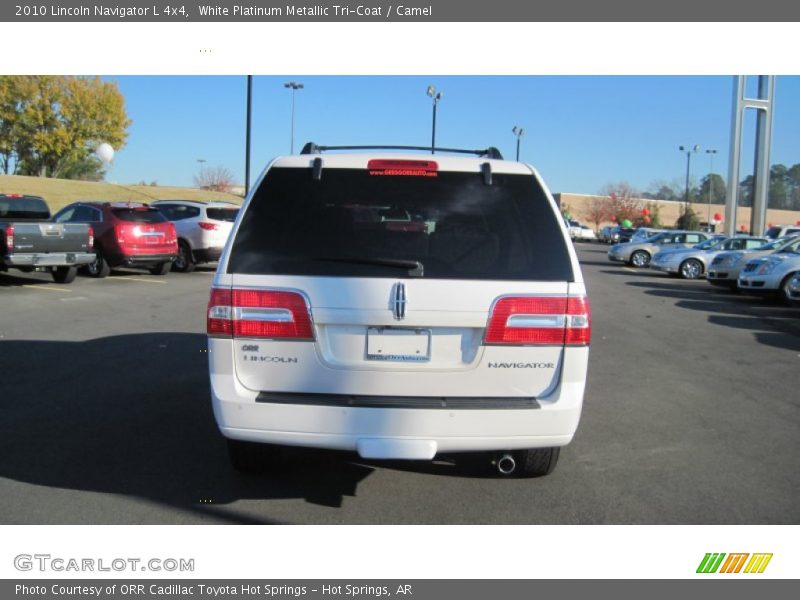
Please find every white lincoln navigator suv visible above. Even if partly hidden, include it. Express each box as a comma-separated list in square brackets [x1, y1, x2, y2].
[207, 144, 590, 477]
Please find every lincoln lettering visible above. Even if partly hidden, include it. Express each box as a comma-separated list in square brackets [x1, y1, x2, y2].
[247, 356, 298, 363]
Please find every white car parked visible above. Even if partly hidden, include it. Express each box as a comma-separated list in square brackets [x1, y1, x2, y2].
[651, 235, 765, 279]
[153, 200, 239, 272]
[738, 240, 800, 303]
[207, 144, 591, 478]
[568, 220, 597, 242]
[764, 224, 800, 240]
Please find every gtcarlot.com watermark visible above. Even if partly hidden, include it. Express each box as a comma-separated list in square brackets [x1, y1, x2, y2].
[14, 554, 195, 573]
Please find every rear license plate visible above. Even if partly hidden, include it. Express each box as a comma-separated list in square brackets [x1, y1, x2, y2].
[366, 327, 431, 362]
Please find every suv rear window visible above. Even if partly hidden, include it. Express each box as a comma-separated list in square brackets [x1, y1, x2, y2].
[206, 207, 239, 222]
[111, 208, 167, 223]
[228, 167, 574, 281]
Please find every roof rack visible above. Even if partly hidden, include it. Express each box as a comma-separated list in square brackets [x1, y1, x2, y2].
[300, 143, 503, 160]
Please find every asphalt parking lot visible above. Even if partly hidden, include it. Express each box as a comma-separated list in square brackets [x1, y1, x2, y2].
[1, 244, 798, 524]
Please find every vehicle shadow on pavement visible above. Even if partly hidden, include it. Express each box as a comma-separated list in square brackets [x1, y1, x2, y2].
[624, 280, 800, 351]
[579, 259, 618, 268]
[0, 272, 57, 287]
[0, 333, 381, 523]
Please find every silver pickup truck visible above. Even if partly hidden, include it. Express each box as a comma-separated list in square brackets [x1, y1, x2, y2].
[1, 193, 95, 283]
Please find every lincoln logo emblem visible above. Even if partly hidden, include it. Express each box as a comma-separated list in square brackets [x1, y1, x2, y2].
[392, 282, 407, 320]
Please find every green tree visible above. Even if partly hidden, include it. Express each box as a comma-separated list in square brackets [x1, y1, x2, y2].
[738, 175, 754, 207]
[696, 173, 726, 205]
[1, 75, 130, 178]
[676, 205, 700, 230]
[768, 164, 790, 209]
[642, 202, 662, 228]
[787, 163, 800, 210]
[58, 154, 107, 181]
[0, 76, 24, 174]
[653, 185, 678, 201]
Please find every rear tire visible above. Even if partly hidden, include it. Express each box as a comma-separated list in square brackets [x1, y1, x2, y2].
[226, 439, 283, 474]
[679, 258, 704, 280]
[148, 261, 171, 276]
[630, 250, 651, 268]
[86, 250, 110, 278]
[512, 447, 560, 478]
[172, 241, 196, 273]
[52, 266, 77, 284]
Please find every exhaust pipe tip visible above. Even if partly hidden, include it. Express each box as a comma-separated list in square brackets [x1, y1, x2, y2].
[497, 453, 516, 475]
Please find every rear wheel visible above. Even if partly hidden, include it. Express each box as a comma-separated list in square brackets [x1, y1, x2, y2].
[630, 250, 651, 268]
[779, 273, 797, 305]
[86, 250, 110, 278]
[52, 266, 77, 284]
[515, 448, 560, 478]
[172, 241, 196, 273]
[226, 439, 283, 474]
[679, 258, 703, 279]
[148, 261, 171, 276]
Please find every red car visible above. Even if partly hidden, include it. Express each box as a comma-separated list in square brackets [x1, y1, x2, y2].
[53, 202, 177, 277]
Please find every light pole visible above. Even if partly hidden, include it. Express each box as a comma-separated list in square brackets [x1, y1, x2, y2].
[512, 126, 525, 161]
[197, 158, 207, 187]
[705, 148, 718, 230]
[426, 85, 442, 154]
[679, 144, 701, 225]
[284, 81, 304, 154]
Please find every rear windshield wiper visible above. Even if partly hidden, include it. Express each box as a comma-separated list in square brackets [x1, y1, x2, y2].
[314, 257, 424, 277]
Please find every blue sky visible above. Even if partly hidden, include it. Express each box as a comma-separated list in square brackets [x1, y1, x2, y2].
[108, 75, 800, 195]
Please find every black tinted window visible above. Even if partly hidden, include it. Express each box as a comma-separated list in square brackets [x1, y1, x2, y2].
[206, 207, 238, 222]
[71, 206, 101, 222]
[0, 196, 50, 219]
[228, 167, 573, 281]
[157, 204, 201, 221]
[111, 208, 167, 223]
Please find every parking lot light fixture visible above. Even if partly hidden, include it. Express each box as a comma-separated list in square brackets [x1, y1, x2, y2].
[284, 81, 304, 154]
[679, 144, 701, 224]
[426, 85, 443, 154]
[512, 126, 525, 161]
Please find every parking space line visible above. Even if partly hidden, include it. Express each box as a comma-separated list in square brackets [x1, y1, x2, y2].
[21, 285, 72, 293]
[623, 268, 639, 273]
[110, 277, 167, 284]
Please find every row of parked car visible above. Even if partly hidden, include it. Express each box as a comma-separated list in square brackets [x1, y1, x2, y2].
[605, 225, 800, 304]
[0, 193, 240, 283]
[567, 221, 661, 246]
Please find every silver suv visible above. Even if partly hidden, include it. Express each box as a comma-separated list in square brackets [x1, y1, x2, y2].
[152, 200, 239, 272]
[206, 144, 591, 478]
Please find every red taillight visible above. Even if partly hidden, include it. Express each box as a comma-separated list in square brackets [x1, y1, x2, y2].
[565, 296, 592, 345]
[198, 222, 219, 231]
[167, 223, 177, 244]
[207, 288, 314, 340]
[207, 288, 233, 336]
[115, 225, 128, 245]
[5, 225, 14, 251]
[367, 159, 438, 177]
[484, 296, 591, 346]
[87, 225, 94, 249]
